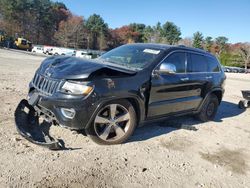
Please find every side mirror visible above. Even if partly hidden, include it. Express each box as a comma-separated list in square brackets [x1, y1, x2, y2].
[158, 63, 176, 74]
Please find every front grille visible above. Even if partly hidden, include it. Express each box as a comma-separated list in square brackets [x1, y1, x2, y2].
[32, 73, 60, 96]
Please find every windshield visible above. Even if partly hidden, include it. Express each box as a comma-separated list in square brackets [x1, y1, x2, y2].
[99, 45, 163, 70]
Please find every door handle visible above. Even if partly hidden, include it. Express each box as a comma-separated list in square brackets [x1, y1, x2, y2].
[206, 76, 212, 79]
[180, 77, 189, 81]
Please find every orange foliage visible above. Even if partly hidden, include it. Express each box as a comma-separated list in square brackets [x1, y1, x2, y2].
[112, 26, 140, 44]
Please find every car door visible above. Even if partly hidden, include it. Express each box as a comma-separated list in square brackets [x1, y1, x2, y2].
[186, 52, 210, 109]
[205, 55, 223, 90]
[148, 51, 200, 118]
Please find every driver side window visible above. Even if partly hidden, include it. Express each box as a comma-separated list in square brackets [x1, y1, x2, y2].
[162, 52, 186, 73]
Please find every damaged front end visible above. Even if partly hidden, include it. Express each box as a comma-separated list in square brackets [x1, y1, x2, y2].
[14, 99, 63, 150]
[13, 54, 145, 149]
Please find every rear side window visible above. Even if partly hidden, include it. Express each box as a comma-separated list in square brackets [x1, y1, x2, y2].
[187, 53, 208, 73]
[207, 56, 220, 72]
[162, 52, 186, 73]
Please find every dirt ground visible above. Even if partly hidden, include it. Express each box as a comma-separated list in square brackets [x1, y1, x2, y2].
[0, 49, 250, 188]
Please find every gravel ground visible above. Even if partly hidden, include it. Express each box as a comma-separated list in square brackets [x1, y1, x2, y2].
[0, 49, 250, 188]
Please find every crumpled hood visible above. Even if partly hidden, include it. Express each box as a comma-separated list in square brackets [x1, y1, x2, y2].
[38, 56, 135, 80]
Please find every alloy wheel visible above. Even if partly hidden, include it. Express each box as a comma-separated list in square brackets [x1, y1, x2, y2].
[94, 104, 131, 142]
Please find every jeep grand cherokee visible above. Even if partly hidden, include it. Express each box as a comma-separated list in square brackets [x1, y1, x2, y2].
[23, 43, 226, 145]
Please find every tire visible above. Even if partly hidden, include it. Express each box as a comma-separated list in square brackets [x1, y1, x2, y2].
[196, 94, 219, 122]
[238, 100, 248, 109]
[85, 99, 137, 145]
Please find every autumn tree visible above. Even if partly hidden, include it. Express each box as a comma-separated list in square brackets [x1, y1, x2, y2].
[50, 2, 70, 31]
[205, 36, 213, 52]
[0, 0, 69, 44]
[105, 29, 122, 49]
[161, 21, 181, 45]
[112, 26, 140, 44]
[193, 32, 204, 49]
[129, 23, 146, 42]
[54, 15, 85, 48]
[215, 36, 228, 55]
[0, 0, 31, 36]
[31, 1, 70, 44]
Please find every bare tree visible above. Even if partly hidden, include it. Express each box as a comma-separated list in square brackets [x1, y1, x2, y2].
[239, 44, 250, 72]
[178, 37, 192, 47]
[54, 15, 85, 48]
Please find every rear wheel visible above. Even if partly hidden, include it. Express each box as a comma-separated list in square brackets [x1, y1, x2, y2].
[196, 94, 219, 122]
[86, 100, 137, 145]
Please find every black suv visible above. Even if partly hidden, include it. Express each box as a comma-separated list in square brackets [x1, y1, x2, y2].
[26, 44, 226, 144]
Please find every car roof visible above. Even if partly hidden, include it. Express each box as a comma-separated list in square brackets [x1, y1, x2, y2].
[127, 43, 171, 50]
[127, 43, 212, 56]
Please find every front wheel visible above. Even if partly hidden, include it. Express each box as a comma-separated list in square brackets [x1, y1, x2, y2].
[196, 94, 219, 122]
[86, 100, 137, 145]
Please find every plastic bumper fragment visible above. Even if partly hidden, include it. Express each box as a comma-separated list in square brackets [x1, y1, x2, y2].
[14, 99, 62, 150]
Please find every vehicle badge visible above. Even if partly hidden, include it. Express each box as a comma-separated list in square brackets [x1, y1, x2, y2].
[45, 67, 52, 77]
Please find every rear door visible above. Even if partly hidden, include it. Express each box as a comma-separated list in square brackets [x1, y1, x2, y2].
[186, 52, 210, 109]
[206, 56, 223, 89]
[148, 51, 200, 118]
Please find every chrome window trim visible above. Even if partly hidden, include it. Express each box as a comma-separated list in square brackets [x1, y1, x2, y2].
[153, 50, 222, 75]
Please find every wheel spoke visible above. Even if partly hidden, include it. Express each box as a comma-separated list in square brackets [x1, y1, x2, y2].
[115, 112, 130, 123]
[94, 103, 131, 142]
[95, 115, 110, 124]
[114, 124, 125, 138]
[99, 125, 112, 140]
[110, 104, 117, 119]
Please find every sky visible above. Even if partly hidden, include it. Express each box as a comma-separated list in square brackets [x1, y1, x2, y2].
[58, 0, 250, 43]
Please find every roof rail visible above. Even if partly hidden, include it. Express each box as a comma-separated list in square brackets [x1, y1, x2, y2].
[177, 45, 186, 47]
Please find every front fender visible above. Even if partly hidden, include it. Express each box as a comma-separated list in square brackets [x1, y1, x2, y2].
[85, 94, 146, 129]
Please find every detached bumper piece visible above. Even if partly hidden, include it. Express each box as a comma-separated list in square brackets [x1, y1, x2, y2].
[14, 99, 62, 150]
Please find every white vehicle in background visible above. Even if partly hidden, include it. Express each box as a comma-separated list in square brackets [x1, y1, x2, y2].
[51, 47, 75, 56]
[50, 47, 63, 55]
[76, 50, 93, 59]
[43, 46, 54, 55]
[32, 46, 44, 54]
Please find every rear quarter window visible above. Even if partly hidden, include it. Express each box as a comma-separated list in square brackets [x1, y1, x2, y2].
[187, 53, 208, 73]
[206, 56, 220, 72]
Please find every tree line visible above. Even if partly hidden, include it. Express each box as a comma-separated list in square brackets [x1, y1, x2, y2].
[0, 0, 249, 68]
